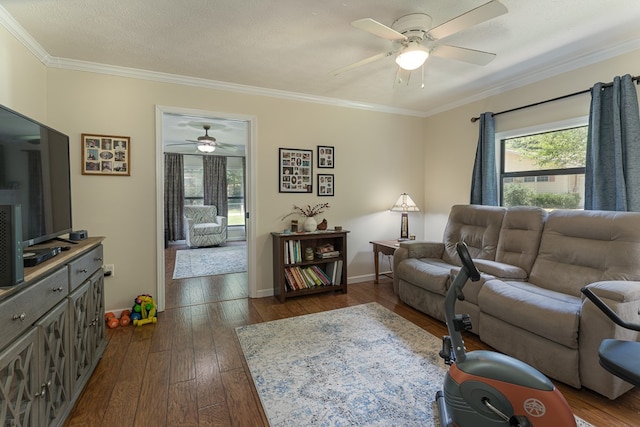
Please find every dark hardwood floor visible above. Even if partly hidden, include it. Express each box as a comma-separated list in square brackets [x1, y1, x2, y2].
[63, 244, 639, 426]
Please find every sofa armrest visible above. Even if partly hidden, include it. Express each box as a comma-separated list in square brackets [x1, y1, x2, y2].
[472, 259, 528, 280]
[216, 216, 228, 228]
[579, 281, 640, 399]
[399, 241, 445, 259]
[392, 241, 444, 294]
[392, 246, 408, 294]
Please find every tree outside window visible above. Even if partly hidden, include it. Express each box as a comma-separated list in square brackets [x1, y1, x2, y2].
[501, 126, 587, 209]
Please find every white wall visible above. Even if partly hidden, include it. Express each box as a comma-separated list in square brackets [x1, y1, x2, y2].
[0, 25, 47, 121]
[422, 49, 640, 241]
[42, 68, 425, 310]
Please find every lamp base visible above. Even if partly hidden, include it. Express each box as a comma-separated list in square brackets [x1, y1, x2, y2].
[400, 212, 409, 240]
[397, 237, 409, 242]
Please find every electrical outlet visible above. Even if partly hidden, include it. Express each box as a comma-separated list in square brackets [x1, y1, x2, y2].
[104, 264, 114, 277]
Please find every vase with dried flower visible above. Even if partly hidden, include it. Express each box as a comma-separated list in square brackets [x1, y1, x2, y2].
[282, 203, 330, 232]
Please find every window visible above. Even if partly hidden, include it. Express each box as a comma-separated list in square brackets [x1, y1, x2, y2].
[183, 155, 246, 226]
[226, 157, 245, 227]
[500, 124, 587, 209]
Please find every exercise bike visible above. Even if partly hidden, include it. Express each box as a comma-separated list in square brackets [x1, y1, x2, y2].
[581, 286, 640, 388]
[435, 242, 576, 427]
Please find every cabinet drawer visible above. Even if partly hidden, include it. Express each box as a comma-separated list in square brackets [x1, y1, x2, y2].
[68, 246, 103, 291]
[0, 267, 68, 350]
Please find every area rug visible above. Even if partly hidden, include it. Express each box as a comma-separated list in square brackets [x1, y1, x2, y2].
[172, 245, 246, 279]
[236, 303, 595, 427]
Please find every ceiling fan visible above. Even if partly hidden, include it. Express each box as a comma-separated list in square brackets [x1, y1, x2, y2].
[332, 0, 508, 84]
[167, 125, 238, 153]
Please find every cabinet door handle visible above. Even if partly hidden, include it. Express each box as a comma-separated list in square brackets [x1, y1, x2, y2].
[52, 286, 64, 292]
[95, 257, 103, 262]
[78, 268, 88, 273]
[12, 312, 26, 321]
[35, 380, 51, 398]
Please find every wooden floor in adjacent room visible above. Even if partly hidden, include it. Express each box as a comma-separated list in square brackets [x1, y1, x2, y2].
[63, 246, 640, 426]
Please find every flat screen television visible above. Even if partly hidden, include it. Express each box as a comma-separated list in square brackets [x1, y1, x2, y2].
[0, 104, 72, 247]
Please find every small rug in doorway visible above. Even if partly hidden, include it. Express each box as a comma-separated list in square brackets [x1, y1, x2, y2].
[235, 302, 595, 427]
[172, 245, 246, 279]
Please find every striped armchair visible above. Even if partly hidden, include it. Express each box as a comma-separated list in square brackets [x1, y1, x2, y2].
[183, 205, 227, 248]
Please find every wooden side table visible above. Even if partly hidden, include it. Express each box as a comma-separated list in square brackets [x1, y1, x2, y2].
[370, 240, 399, 283]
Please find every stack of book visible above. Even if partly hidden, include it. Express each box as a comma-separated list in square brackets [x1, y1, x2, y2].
[315, 243, 340, 259]
[284, 265, 334, 291]
[284, 240, 302, 264]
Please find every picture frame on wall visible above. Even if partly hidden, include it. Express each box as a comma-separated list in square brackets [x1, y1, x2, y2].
[279, 148, 313, 193]
[317, 174, 334, 196]
[317, 145, 334, 168]
[82, 133, 130, 176]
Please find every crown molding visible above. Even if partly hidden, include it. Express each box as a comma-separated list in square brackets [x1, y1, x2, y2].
[423, 38, 640, 117]
[0, 5, 51, 63]
[46, 57, 427, 117]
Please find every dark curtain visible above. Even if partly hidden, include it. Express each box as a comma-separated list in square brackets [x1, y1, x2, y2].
[585, 74, 640, 211]
[203, 155, 228, 216]
[164, 153, 184, 241]
[470, 112, 498, 205]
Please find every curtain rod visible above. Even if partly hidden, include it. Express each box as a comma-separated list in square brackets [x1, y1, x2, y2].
[470, 75, 640, 123]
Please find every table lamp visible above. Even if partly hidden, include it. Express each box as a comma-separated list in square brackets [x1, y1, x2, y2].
[390, 193, 420, 241]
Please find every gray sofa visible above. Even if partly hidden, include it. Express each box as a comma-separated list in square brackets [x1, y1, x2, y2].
[393, 204, 640, 400]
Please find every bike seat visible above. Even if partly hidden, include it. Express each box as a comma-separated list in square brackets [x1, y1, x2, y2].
[599, 339, 640, 388]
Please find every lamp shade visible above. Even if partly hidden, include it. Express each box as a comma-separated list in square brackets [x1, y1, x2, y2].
[390, 193, 420, 212]
[395, 44, 429, 71]
[197, 143, 215, 153]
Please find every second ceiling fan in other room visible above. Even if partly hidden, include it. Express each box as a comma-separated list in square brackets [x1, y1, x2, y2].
[167, 125, 239, 153]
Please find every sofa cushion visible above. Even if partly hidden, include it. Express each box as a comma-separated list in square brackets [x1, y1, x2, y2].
[441, 205, 506, 266]
[529, 209, 640, 297]
[495, 206, 547, 275]
[193, 222, 223, 235]
[473, 259, 528, 280]
[396, 258, 452, 296]
[479, 279, 581, 349]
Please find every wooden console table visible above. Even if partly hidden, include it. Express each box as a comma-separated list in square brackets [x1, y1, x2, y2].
[370, 240, 399, 283]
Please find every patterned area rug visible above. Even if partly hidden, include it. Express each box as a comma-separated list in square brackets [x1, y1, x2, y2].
[172, 246, 246, 279]
[236, 303, 595, 427]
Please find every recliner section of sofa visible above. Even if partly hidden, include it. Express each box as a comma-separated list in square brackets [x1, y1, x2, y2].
[393, 204, 506, 332]
[393, 204, 640, 400]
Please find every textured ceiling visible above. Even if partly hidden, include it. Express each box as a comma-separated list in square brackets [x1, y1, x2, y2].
[1, 0, 640, 118]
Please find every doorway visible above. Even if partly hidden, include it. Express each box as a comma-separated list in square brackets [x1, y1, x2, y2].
[155, 106, 257, 312]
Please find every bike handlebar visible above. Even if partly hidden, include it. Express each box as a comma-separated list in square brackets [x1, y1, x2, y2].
[581, 287, 640, 332]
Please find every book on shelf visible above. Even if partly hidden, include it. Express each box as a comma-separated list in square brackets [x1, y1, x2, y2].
[315, 250, 340, 259]
[311, 265, 331, 286]
[285, 240, 306, 264]
[316, 243, 335, 253]
[325, 260, 343, 285]
[285, 265, 336, 291]
[284, 267, 298, 291]
[334, 260, 343, 285]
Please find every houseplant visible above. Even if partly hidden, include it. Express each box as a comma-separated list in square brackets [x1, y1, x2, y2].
[282, 203, 330, 231]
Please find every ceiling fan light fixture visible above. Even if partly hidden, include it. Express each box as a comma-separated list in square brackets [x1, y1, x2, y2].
[395, 44, 429, 71]
[197, 143, 215, 153]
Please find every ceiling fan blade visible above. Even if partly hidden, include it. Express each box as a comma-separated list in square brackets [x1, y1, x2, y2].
[428, 0, 507, 41]
[431, 44, 496, 65]
[215, 142, 239, 151]
[330, 50, 395, 76]
[167, 142, 197, 146]
[351, 18, 407, 41]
